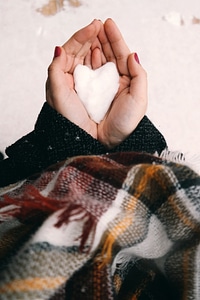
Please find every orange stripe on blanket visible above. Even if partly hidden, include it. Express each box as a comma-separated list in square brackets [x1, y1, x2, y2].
[100, 215, 133, 266]
[131, 164, 166, 203]
[99, 165, 166, 266]
[0, 276, 66, 293]
[168, 194, 200, 232]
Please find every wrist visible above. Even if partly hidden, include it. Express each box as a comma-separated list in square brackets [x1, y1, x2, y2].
[98, 127, 124, 149]
[78, 120, 98, 140]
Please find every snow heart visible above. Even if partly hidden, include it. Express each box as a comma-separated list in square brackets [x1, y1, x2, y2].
[74, 62, 119, 123]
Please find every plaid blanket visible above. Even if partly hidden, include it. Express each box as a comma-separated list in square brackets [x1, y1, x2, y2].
[0, 151, 200, 300]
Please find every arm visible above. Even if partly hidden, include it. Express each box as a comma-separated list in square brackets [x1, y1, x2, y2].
[0, 19, 167, 187]
[0, 102, 166, 187]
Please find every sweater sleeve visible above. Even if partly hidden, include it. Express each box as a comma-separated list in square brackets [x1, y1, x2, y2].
[0, 102, 167, 186]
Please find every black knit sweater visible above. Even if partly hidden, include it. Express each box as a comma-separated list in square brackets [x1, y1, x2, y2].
[0, 103, 167, 187]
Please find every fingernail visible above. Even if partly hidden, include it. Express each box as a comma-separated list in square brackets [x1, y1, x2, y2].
[134, 53, 140, 64]
[54, 46, 61, 58]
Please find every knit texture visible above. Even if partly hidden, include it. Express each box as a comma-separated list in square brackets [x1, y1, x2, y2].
[0, 151, 199, 299]
[0, 103, 166, 187]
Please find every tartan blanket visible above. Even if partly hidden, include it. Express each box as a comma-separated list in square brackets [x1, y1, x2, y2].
[0, 151, 200, 300]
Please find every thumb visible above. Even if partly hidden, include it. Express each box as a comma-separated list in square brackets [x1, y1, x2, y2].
[128, 52, 146, 79]
[54, 46, 62, 59]
[46, 46, 67, 108]
[50, 46, 67, 72]
[128, 53, 148, 108]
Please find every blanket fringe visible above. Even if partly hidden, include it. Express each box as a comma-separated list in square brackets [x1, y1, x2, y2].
[157, 149, 200, 175]
[1, 185, 97, 253]
[55, 203, 97, 252]
[1, 185, 64, 221]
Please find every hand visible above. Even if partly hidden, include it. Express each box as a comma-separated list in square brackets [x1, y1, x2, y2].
[46, 19, 102, 139]
[96, 19, 148, 148]
[46, 19, 148, 148]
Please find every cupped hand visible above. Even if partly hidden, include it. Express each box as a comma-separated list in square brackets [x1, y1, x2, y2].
[96, 19, 148, 148]
[46, 18, 148, 149]
[46, 19, 102, 139]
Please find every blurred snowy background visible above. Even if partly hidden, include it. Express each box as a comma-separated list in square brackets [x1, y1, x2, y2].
[0, 0, 200, 156]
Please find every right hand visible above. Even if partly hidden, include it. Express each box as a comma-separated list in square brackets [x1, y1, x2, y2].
[46, 19, 103, 139]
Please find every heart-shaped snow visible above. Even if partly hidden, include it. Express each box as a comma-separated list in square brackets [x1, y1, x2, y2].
[74, 62, 119, 123]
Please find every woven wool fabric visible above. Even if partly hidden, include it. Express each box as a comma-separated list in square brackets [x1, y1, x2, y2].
[0, 151, 200, 299]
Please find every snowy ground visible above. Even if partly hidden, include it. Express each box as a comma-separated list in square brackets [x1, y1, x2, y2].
[0, 0, 200, 158]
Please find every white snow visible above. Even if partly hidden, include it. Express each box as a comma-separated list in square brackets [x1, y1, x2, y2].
[74, 62, 119, 123]
[0, 0, 200, 157]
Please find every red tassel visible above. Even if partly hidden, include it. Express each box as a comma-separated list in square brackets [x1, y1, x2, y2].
[2, 185, 66, 221]
[55, 203, 97, 253]
[1, 183, 97, 252]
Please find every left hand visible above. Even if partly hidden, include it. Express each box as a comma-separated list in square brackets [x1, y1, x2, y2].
[96, 19, 148, 148]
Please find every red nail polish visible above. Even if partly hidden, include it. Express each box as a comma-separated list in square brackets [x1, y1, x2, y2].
[54, 46, 61, 58]
[134, 53, 140, 64]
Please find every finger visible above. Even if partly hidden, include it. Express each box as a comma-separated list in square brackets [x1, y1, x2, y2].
[83, 46, 106, 69]
[104, 18, 131, 75]
[91, 47, 102, 69]
[92, 39, 107, 67]
[62, 19, 102, 71]
[62, 19, 101, 54]
[84, 33, 107, 69]
[46, 46, 71, 108]
[128, 53, 148, 109]
[98, 21, 116, 64]
[84, 49, 92, 68]
[50, 46, 67, 71]
[91, 35, 107, 67]
[91, 35, 102, 52]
